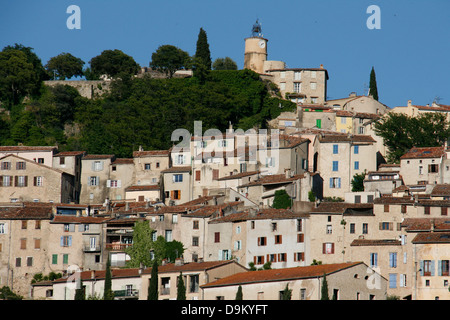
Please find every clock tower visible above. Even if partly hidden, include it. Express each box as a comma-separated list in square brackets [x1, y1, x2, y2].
[244, 20, 268, 74]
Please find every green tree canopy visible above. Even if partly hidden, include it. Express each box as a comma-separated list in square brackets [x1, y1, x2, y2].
[45, 52, 85, 80]
[272, 189, 291, 209]
[195, 28, 212, 70]
[213, 57, 238, 70]
[373, 112, 450, 163]
[0, 49, 39, 107]
[281, 284, 292, 300]
[125, 220, 155, 268]
[90, 49, 140, 79]
[351, 171, 366, 192]
[148, 260, 159, 300]
[150, 45, 191, 78]
[177, 272, 186, 300]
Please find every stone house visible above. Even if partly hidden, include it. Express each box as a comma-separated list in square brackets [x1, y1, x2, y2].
[140, 259, 248, 300]
[207, 208, 308, 269]
[132, 149, 170, 187]
[161, 166, 192, 205]
[0, 146, 57, 166]
[52, 151, 86, 203]
[0, 154, 75, 203]
[79, 154, 115, 204]
[107, 158, 135, 201]
[201, 262, 387, 300]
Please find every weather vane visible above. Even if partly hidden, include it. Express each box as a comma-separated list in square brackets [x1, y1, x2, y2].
[252, 19, 262, 37]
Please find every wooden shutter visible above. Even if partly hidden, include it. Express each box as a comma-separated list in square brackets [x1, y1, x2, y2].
[14, 176, 18, 187]
[322, 243, 326, 254]
[170, 190, 174, 200]
[24, 176, 28, 187]
[213, 169, 219, 180]
[0, 176, 2, 186]
[33, 176, 37, 186]
[195, 170, 201, 181]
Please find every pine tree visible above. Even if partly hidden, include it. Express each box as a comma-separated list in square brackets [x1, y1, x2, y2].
[103, 255, 114, 300]
[195, 28, 212, 70]
[177, 272, 186, 300]
[369, 66, 379, 101]
[148, 260, 159, 300]
[235, 285, 243, 300]
[321, 273, 330, 300]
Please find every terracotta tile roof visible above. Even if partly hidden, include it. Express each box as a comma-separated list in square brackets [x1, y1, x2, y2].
[412, 232, 450, 244]
[52, 268, 142, 283]
[180, 195, 225, 206]
[182, 202, 243, 218]
[210, 208, 307, 224]
[142, 260, 241, 275]
[0, 154, 69, 175]
[310, 202, 373, 215]
[319, 134, 376, 144]
[161, 166, 191, 173]
[133, 150, 170, 157]
[351, 239, 402, 246]
[125, 185, 160, 192]
[373, 196, 415, 205]
[400, 146, 445, 160]
[111, 158, 134, 165]
[0, 205, 53, 219]
[430, 184, 450, 196]
[238, 173, 305, 188]
[201, 262, 363, 288]
[335, 110, 354, 117]
[51, 215, 109, 224]
[54, 151, 86, 157]
[82, 154, 115, 160]
[0, 146, 57, 152]
[217, 171, 260, 181]
[401, 218, 450, 232]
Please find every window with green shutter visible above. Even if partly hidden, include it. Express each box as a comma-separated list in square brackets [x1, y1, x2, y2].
[63, 254, 69, 264]
[52, 254, 58, 264]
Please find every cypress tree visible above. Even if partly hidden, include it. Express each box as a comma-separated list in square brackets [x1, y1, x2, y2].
[74, 278, 85, 300]
[281, 284, 292, 300]
[195, 28, 212, 70]
[177, 272, 186, 300]
[369, 66, 379, 101]
[235, 285, 243, 300]
[321, 273, 330, 300]
[148, 260, 159, 300]
[104, 255, 114, 300]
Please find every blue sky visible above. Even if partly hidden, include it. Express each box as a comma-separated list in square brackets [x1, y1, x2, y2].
[1, 0, 449, 109]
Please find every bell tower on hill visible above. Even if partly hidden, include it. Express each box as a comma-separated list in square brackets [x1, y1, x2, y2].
[244, 19, 268, 74]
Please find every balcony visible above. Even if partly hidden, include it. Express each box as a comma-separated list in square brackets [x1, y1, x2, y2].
[106, 243, 133, 251]
[83, 245, 101, 253]
[113, 289, 139, 300]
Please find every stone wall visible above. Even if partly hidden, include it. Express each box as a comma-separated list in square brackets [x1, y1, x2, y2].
[44, 80, 111, 99]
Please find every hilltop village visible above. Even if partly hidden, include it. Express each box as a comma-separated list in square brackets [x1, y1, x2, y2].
[0, 23, 450, 301]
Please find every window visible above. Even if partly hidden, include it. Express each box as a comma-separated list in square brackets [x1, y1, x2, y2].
[294, 72, 301, 81]
[370, 253, 378, 267]
[265, 157, 275, 168]
[271, 222, 277, 231]
[165, 230, 172, 241]
[219, 140, 227, 147]
[316, 119, 322, 128]
[212, 169, 219, 180]
[358, 127, 365, 134]
[354, 161, 359, 170]
[176, 154, 185, 165]
[61, 236, 72, 247]
[300, 288, 307, 300]
[333, 144, 338, 154]
[192, 237, 199, 246]
[0, 223, 6, 234]
[278, 253, 287, 262]
[1, 175, 12, 186]
[189, 275, 199, 293]
[350, 223, 355, 234]
[144, 163, 151, 170]
[422, 260, 434, 276]
[93, 161, 103, 171]
[16, 257, 21, 267]
[88, 176, 99, 186]
[214, 232, 220, 243]
[17, 162, 26, 170]
[22, 220, 27, 229]
[52, 254, 58, 265]
[33, 176, 43, 186]
[59, 157, 65, 165]
[275, 235, 282, 244]
[297, 219, 302, 232]
[63, 254, 69, 264]
[329, 177, 341, 188]
[234, 240, 242, 250]
[332, 161, 339, 171]
[429, 164, 439, 173]
[355, 195, 361, 203]
[171, 190, 181, 200]
[20, 238, 27, 249]
[389, 274, 397, 289]
[34, 238, 41, 249]
[362, 223, 368, 234]
[322, 243, 334, 254]
[326, 225, 332, 234]
[439, 260, 450, 276]
[297, 233, 304, 243]
[1, 161, 11, 170]
[384, 204, 389, 212]
[16, 176, 28, 187]
[193, 220, 199, 229]
[258, 237, 267, 246]
[380, 222, 392, 230]
[195, 170, 201, 181]
[400, 274, 407, 287]
[294, 252, 304, 262]
[254, 255, 265, 265]
[354, 146, 359, 154]
[173, 174, 183, 183]
[401, 205, 407, 213]
[389, 252, 397, 268]
[441, 207, 448, 216]
[310, 82, 317, 90]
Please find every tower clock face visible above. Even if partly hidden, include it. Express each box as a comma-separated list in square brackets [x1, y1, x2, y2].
[258, 40, 266, 48]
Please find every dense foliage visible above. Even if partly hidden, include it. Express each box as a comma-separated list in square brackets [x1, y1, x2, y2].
[0, 51, 296, 158]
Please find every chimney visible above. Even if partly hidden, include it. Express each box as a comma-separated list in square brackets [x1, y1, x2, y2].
[125, 202, 130, 211]
[431, 219, 435, 232]
[320, 64, 324, 69]
[91, 270, 95, 280]
[285, 169, 290, 179]
[175, 258, 184, 266]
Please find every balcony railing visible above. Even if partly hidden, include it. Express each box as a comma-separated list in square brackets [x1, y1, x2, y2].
[105, 243, 133, 251]
[83, 245, 101, 252]
[113, 289, 139, 299]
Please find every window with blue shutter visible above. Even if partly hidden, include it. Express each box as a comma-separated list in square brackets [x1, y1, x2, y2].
[354, 145, 359, 154]
[389, 252, 397, 268]
[354, 161, 359, 170]
[333, 145, 338, 154]
[332, 161, 339, 171]
[389, 274, 397, 288]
